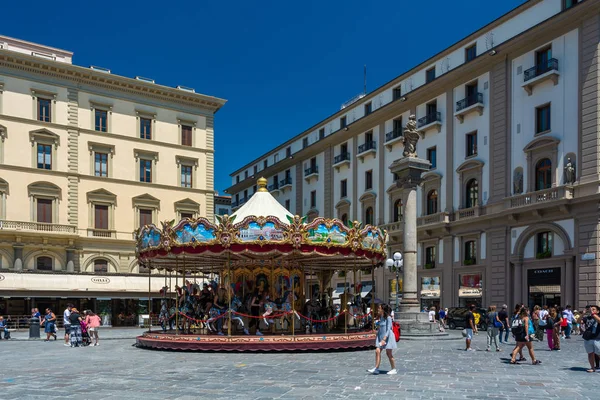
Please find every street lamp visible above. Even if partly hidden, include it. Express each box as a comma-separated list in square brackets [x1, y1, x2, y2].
[385, 252, 403, 312]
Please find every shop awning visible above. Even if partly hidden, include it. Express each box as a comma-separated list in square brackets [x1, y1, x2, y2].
[529, 285, 561, 294]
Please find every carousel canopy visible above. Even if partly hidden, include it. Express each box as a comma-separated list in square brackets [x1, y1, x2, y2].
[135, 178, 387, 272]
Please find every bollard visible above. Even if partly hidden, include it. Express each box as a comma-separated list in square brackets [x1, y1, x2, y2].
[29, 317, 41, 339]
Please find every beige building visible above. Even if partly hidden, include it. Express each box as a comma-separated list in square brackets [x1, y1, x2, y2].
[226, 0, 600, 311]
[0, 36, 225, 323]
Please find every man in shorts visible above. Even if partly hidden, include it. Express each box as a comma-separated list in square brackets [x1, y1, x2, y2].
[580, 305, 600, 373]
[465, 304, 478, 351]
[63, 303, 72, 347]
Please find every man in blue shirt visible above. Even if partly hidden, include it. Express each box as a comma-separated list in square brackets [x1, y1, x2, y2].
[562, 305, 574, 339]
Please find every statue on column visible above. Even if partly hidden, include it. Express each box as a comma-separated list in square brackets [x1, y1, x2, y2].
[564, 157, 575, 184]
[402, 115, 424, 157]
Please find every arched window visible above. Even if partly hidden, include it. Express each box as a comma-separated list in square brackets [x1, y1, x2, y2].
[465, 179, 478, 208]
[535, 158, 552, 190]
[36, 256, 53, 271]
[94, 259, 108, 273]
[464, 241, 477, 265]
[426, 190, 438, 215]
[341, 213, 348, 226]
[365, 207, 374, 225]
[393, 199, 402, 222]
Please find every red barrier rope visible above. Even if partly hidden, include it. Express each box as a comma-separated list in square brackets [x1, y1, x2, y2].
[231, 311, 290, 319]
[296, 310, 346, 323]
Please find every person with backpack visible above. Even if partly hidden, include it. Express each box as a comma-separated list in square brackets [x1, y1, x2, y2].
[367, 304, 397, 375]
[486, 305, 501, 352]
[510, 306, 541, 365]
[579, 305, 600, 373]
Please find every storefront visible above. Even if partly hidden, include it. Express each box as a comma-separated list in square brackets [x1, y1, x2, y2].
[458, 273, 483, 307]
[527, 267, 561, 309]
[420, 276, 441, 310]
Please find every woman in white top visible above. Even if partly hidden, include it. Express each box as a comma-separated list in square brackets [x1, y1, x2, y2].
[428, 307, 436, 323]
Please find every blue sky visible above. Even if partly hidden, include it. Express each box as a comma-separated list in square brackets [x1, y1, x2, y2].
[2, 0, 524, 193]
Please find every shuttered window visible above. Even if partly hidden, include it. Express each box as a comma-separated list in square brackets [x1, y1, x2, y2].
[139, 209, 153, 228]
[95, 205, 109, 229]
[37, 199, 53, 223]
[181, 125, 192, 146]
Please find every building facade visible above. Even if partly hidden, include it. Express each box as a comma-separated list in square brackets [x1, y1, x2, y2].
[214, 193, 232, 217]
[226, 0, 600, 311]
[0, 36, 225, 323]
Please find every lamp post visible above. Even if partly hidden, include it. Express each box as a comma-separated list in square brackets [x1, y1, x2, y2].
[385, 252, 403, 312]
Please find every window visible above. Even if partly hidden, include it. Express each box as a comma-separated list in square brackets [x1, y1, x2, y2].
[426, 67, 436, 83]
[245, 170, 249, 179]
[393, 86, 402, 101]
[425, 246, 436, 269]
[253, 165, 258, 175]
[340, 179, 348, 198]
[139, 209, 153, 228]
[236, 176, 240, 184]
[181, 212, 194, 219]
[94, 152, 108, 177]
[466, 132, 477, 157]
[253, 185, 257, 194]
[94, 204, 108, 229]
[536, 46, 552, 70]
[536, 104, 551, 133]
[393, 118, 403, 135]
[365, 207, 374, 225]
[37, 144, 52, 170]
[464, 241, 477, 265]
[341, 213, 348, 226]
[94, 109, 108, 132]
[319, 128, 325, 140]
[426, 101, 437, 116]
[393, 199, 402, 222]
[364, 102, 372, 116]
[37, 198, 53, 223]
[466, 81, 478, 99]
[310, 190, 316, 208]
[365, 170, 373, 190]
[285, 199, 291, 210]
[140, 159, 152, 183]
[340, 116, 347, 129]
[536, 231, 553, 258]
[340, 142, 348, 155]
[465, 179, 478, 208]
[427, 147, 437, 169]
[564, 0, 581, 10]
[426, 190, 438, 215]
[174, 198, 199, 221]
[217, 208, 228, 216]
[37, 256, 53, 271]
[310, 157, 317, 170]
[465, 44, 477, 62]
[235, 193, 239, 203]
[286, 147, 292, 158]
[94, 259, 108, 273]
[303, 137, 308, 148]
[181, 125, 192, 146]
[535, 158, 552, 190]
[38, 98, 51, 122]
[140, 117, 152, 140]
[181, 165, 193, 188]
[263, 160, 268, 169]
[365, 131, 373, 143]
[274, 153, 279, 163]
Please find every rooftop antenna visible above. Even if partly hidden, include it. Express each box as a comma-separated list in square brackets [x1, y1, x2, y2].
[363, 65, 367, 94]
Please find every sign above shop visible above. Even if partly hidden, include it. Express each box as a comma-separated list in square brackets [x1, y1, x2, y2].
[91, 277, 111, 284]
[582, 253, 595, 261]
[459, 288, 482, 297]
[0, 274, 5, 281]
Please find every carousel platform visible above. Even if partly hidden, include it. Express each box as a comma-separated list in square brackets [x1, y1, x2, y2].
[136, 330, 376, 352]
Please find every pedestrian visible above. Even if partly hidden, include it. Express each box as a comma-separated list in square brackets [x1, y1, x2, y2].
[428, 307, 436, 323]
[509, 306, 541, 365]
[465, 304, 477, 351]
[544, 307, 561, 351]
[532, 305, 542, 340]
[84, 310, 101, 346]
[68, 307, 83, 347]
[41, 308, 57, 341]
[573, 310, 581, 335]
[553, 307, 563, 350]
[538, 305, 549, 340]
[562, 305, 574, 339]
[0, 316, 10, 339]
[439, 307, 447, 329]
[579, 305, 600, 372]
[498, 304, 510, 344]
[63, 303, 72, 347]
[486, 305, 501, 352]
[367, 304, 397, 375]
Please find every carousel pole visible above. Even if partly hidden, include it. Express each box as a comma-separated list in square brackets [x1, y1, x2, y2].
[175, 259, 179, 335]
[227, 252, 232, 337]
[182, 258, 186, 333]
[148, 261, 152, 331]
[270, 262, 274, 334]
[371, 264, 375, 332]
[344, 263, 348, 335]
[292, 271, 295, 337]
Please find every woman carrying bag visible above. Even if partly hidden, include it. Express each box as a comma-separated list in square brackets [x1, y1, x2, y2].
[367, 304, 397, 375]
[486, 305, 502, 352]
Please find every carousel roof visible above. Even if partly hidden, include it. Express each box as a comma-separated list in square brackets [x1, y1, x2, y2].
[229, 177, 293, 224]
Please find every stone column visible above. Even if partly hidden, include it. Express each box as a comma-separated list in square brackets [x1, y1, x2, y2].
[13, 245, 23, 271]
[512, 262, 522, 306]
[564, 256, 574, 307]
[66, 249, 75, 273]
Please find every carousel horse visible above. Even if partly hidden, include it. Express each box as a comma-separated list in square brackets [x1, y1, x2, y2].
[262, 291, 300, 330]
[303, 297, 328, 334]
[206, 295, 248, 335]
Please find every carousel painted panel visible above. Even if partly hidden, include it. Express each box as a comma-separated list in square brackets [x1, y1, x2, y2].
[171, 218, 217, 245]
[305, 218, 349, 246]
[138, 225, 163, 251]
[360, 226, 385, 251]
[235, 217, 286, 243]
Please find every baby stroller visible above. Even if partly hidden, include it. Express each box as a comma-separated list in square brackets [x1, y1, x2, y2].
[80, 321, 92, 347]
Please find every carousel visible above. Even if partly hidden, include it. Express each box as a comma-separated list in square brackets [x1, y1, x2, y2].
[135, 178, 387, 351]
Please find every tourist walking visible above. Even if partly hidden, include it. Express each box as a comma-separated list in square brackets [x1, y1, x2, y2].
[486, 305, 501, 352]
[579, 305, 600, 372]
[544, 307, 562, 351]
[498, 305, 510, 344]
[63, 303, 72, 346]
[84, 310, 101, 346]
[367, 304, 397, 375]
[537, 305, 549, 340]
[510, 307, 541, 365]
[562, 305, 574, 339]
[68, 308, 83, 347]
[428, 307, 436, 323]
[439, 307, 447, 329]
[41, 308, 57, 341]
[465, 304, 477, 351]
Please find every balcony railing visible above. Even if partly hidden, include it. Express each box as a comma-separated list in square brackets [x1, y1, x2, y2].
[304, 166, 319, 176]
[357, 141, 377, 154]
[279, 176, 292, 188]
[456, 93, 483, 112]
[417, 112, 441, 128]
[334, 152, 351, 164]
[417, 212, 450, 227]
[524, 58, 558, 82]
[385, 128, 402, 142]
[506, 186, 573, 209]
[231, 200, 239, 208]
[88, 229, 116, 238]
[381, 220, 403, 234]
[267, 183, 279, 192]
[0, 220, 77, 234]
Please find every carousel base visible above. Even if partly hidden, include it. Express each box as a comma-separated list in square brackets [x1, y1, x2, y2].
[136, 330, 377, 352]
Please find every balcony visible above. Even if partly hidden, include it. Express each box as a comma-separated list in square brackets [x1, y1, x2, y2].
[418, 112, 442, 133]
[87, 229, 116, 238]
[381, 220, 403, 238]
[385, 128, 403, 150]
[304, 166, 319, 181]
[454, 206, 486, 221]
[267, 183, 280, 195]
[455, 93, 484, 123]
[357, 140, 376, 161]
[522, 58, 559, 95]
[417, 212, 450, 227]
[333, 152, 351, 171]
[230, 200, 239, 208]
[0, 220, 77, 234]
[506, 186, 573, 209]
[279, 176, 293, 190]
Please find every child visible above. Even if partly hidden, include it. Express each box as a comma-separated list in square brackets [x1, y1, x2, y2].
[0, 316, 10, 339]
